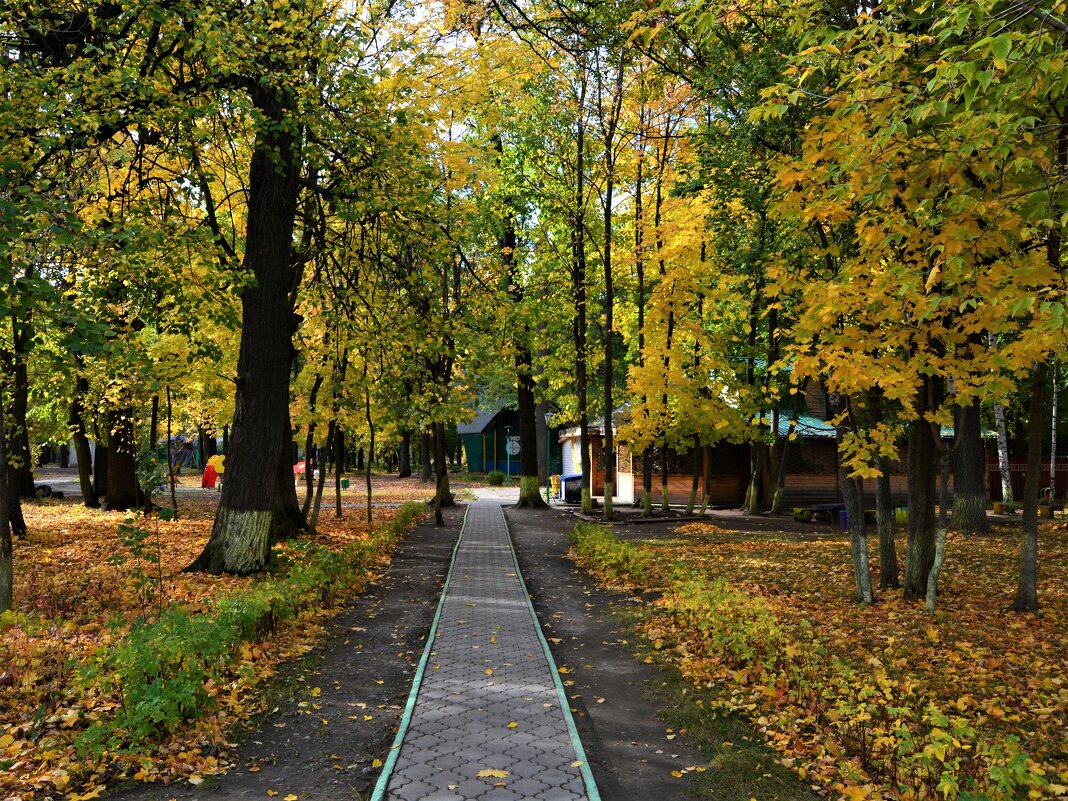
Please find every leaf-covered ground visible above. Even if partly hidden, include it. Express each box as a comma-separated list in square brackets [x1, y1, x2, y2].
[0, 476, 434, 800]
[575, 519, 1068, 800]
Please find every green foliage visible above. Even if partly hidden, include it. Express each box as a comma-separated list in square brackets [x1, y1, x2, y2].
[568, 522, 651, 587]
[76, 502, 424, 754]
[487, 470, 506, 486]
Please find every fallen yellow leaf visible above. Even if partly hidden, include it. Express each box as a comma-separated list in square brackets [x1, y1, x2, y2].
[477, 769, 509, 778]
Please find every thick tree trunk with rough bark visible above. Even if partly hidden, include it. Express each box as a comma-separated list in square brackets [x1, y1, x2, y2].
[1013, 363, 1048, 611]
[904, 409, 939, 601]
[419, 432, 432, 483]
[187, 85, 303, 575]
[104, 407, 141, 511]
[515, 348, 546, 509]
[952, 399, 989, 534]
[398, 430, 412, 478]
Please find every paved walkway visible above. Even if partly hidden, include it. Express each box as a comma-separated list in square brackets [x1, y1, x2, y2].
[371, 500, 599, 801]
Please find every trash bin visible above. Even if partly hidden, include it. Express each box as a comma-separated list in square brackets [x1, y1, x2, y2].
[561, 474, 583, 504]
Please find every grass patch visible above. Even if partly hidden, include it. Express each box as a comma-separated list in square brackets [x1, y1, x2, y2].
[647, 668, 822, 801]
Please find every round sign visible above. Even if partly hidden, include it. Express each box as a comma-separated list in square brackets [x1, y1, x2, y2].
[506, 436, 520, 456]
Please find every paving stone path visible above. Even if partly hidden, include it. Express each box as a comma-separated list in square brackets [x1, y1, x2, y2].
[371, 500, 600, 801]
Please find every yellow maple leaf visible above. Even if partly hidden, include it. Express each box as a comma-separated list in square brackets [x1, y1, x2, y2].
[477, 769, 509, 778]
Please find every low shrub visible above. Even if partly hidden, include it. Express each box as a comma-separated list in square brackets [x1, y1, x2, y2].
[487, 470, 506, 486]
[568, 524, 1050, 801]
[76, 502, 424, 755]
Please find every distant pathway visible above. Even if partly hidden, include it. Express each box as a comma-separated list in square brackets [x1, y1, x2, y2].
[371, 499, 599, 801]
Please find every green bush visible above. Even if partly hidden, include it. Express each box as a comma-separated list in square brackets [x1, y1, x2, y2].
[487, 470, 506, 486]
[76, 502, 424, 754]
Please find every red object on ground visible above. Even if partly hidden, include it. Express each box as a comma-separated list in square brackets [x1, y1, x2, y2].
[202, 464, 218, 488]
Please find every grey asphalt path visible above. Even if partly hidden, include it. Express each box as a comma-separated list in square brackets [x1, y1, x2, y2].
[372, 499, 599, 801]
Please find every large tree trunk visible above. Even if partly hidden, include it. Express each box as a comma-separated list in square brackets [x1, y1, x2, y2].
[1013, 362, 1048, 612]
[952, 399, 989, 534]
[0, 390, 11, 612]
[104, 407, 141, 512]
[515, 347, 547, 508]
[69, 376, 99, 509]
[187, 85, 303, 575]
[419, 432, 432, 483]
[875, 455, 899, 589]
[93, 442, 108, 498]
[398, 429, 412, 478]
[904, 397, 939, 600]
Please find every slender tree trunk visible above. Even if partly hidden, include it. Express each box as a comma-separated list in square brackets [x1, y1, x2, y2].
[926, 436, 951, 612]
[105, 407, 141, 511]
[536, 390, 549, 485]
[642, 449, 653, 515]
[10, 322, 35, 499]
[652, 446, 668, 512]
[187, 83, 304, 575]
[875, 455, 899, 589]
[0, 389, 12, 611]
[573, 71, 593, 515]
[335, 427, 345, 519]
[745, 444, 765, 514]
[1013, 362, 1049, 611]
[398, 430, 412, 478]
[994, 401, 1013, 503]
[840, 464, 873, 604]
[69, 376, 99, 508]
[1051, 362, 1059, 498]
[686, 437, 700, 515]
[769, 423, 795, 514]
[700, 445, 712, 514]
[952, 399, 989, 534]
[166, 386, 178, 518]
[419, 432, 432, 483]
[904, 385, 940, 600]
[433, 422, 453, 525]
[148, 395, 159, 459]
[310, 421, 334, 535]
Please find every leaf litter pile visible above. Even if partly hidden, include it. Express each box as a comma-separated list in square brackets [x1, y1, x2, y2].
[574, 520, 1068, 800]
[0, 489, 413, 800]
